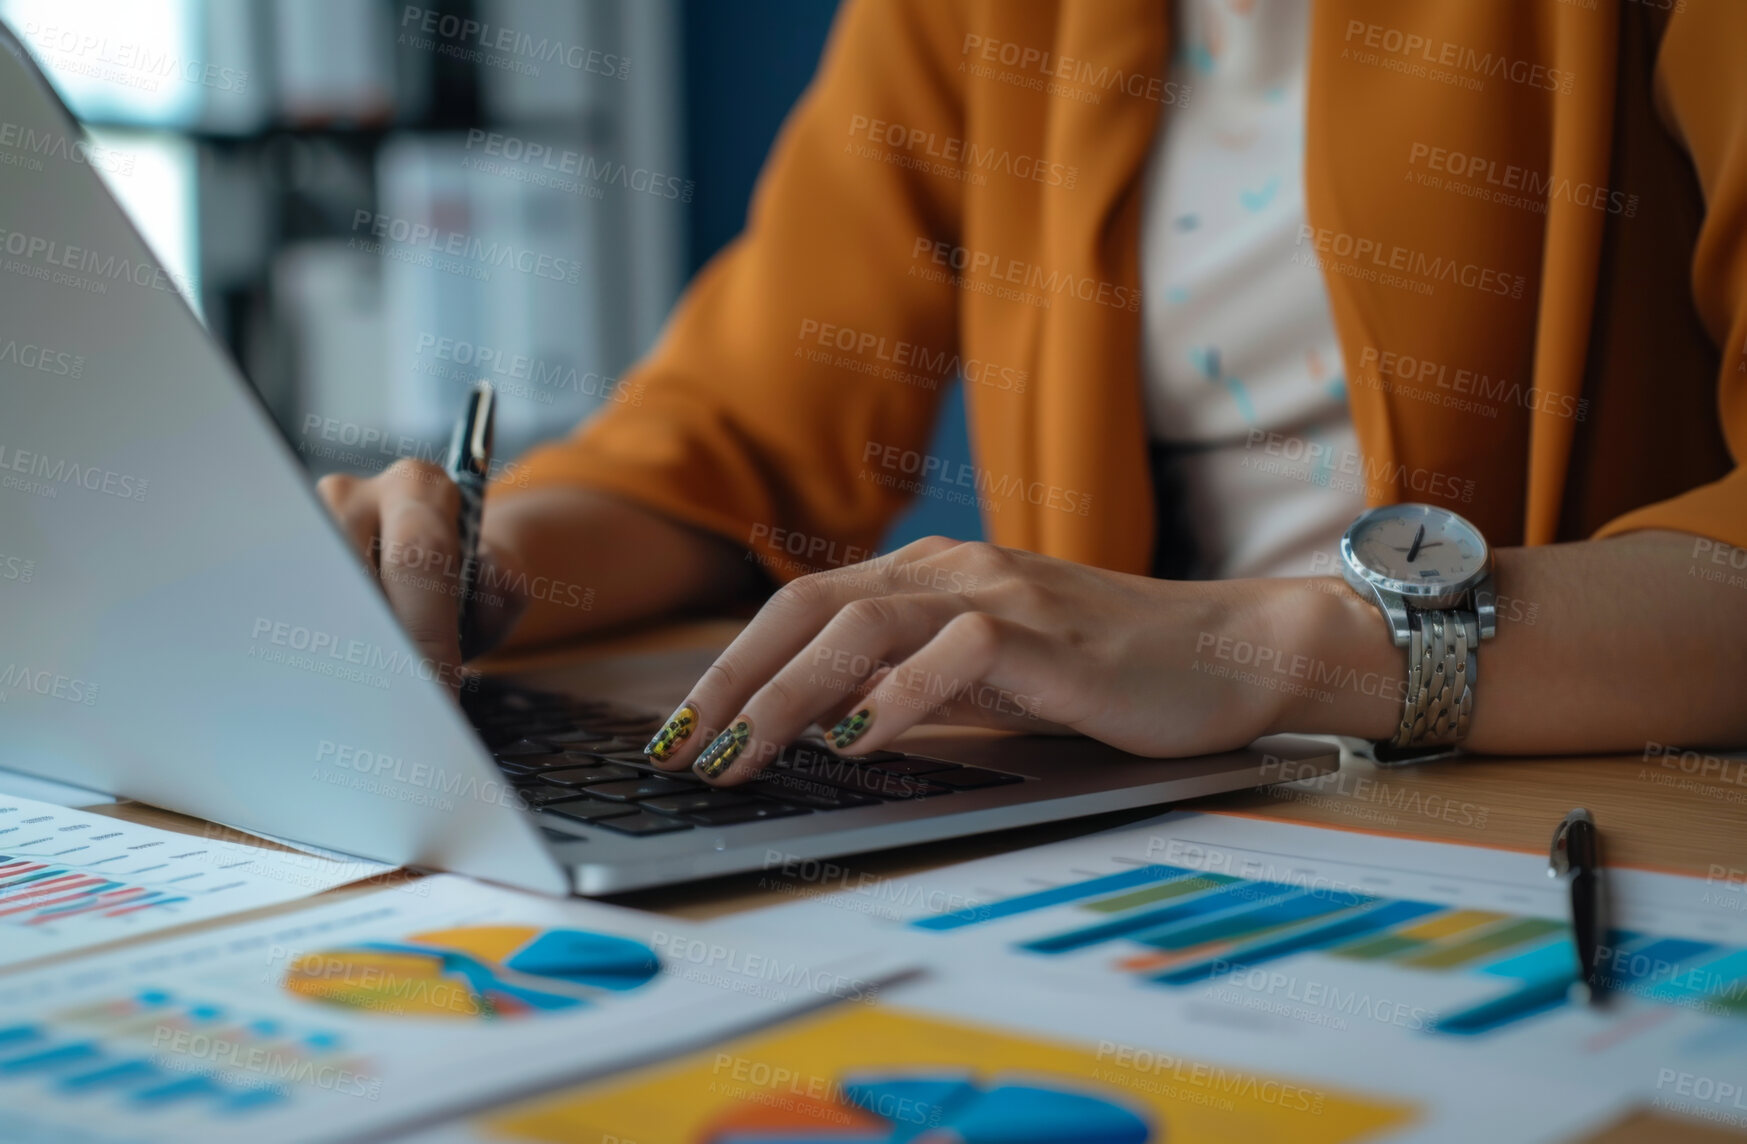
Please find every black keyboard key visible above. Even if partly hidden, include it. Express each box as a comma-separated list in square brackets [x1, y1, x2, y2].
[586, 718, 664, 736]
[506, 770, 559, 786]
[495, 739, 563, 759]
[597, 747, 661, 762]
[686, 802, 812, 826]
[541, 764, 644, 786]
[588, 777, 699, 802]
[591, 812, 694, 836]
[925, 767, 1026, 789]
[515, 784, 591, 808]
[539, 798, 639, 823]
[866, 757, 959, 776]
[639, 790, 759, 815]
[537, 730, 614, 748]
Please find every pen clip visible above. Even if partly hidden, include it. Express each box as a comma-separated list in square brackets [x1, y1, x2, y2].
[1548, 807, 1594, 877]
[447, 381, 495, 479]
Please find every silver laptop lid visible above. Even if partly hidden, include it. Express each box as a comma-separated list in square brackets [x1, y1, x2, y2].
[0, 24, 567, 895]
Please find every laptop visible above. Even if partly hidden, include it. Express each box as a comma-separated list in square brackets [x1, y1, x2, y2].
[0, 24, 1337, 896]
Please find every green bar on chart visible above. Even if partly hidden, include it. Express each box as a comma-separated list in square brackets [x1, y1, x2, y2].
[1399, 918, 1566, 970]
[1082, 875, 1236, 915]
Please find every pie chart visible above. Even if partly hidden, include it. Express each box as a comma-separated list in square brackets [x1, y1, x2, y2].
[700, 1071, 1154, 1143]
[282, 924, 661, 1020]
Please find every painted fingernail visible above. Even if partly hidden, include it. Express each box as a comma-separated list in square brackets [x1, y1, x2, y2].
[694, 717, 752, 779]
[644, 703, 698, 762]
[827, 706, 873, 751]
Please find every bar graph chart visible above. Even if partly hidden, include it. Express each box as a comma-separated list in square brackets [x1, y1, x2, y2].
[913, 854, 1747, 1038]
[0, 796, 382, 967]
[0, 854, 193, 924]
[0, 987, 373, 1120]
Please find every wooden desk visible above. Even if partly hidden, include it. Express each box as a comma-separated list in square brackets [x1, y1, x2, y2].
[67, 617, 1747, 1142]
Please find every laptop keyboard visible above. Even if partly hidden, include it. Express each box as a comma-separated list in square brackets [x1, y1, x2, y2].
[461, 681, 1025, 838]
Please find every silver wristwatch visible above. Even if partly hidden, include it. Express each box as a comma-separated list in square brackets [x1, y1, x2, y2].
[1338, 504, 1495, 764]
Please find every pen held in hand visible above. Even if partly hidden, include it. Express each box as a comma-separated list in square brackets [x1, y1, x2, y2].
[446, 381, 495, 649]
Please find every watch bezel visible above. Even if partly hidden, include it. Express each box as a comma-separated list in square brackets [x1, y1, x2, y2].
[1339, 503, 1492, 607]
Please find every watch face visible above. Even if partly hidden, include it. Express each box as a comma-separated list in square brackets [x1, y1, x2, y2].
[1341, 504, 1490, 598]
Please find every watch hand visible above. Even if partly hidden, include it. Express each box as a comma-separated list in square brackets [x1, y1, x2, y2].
[1406, 526, 1426, 562]
[1388, 541, 1443, 552]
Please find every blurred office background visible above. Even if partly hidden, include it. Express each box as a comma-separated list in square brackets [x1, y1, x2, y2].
[0, 0, 978, 545]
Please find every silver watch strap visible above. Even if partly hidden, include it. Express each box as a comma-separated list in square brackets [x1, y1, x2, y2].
[1379, 608, 1477, 762]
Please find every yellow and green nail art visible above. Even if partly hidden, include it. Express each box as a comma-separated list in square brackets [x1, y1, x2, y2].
[828, 706, 873, 750]
[694, 717, 752, 778]
[644, 703, 698, 762]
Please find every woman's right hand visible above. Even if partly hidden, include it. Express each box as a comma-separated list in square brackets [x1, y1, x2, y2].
[316, 459, 529, 689]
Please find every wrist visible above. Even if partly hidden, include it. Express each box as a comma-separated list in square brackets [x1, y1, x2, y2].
[1257, 577, 1403, 740]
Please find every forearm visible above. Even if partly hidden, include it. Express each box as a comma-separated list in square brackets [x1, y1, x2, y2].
[1267, 530, 1747, 754]
[486, 486, 760, 651]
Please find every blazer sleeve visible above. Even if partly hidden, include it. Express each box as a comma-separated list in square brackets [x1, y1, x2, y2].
[1594, 0, 1747, 549]
[496, 0, 966, 581]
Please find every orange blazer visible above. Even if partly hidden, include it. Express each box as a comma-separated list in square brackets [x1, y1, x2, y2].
[508, 0, 1746, 581]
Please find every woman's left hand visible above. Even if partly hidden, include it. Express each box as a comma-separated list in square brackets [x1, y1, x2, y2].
[643, 537, 1371, 783]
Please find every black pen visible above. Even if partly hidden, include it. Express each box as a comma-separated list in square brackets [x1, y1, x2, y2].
[1549, 807, 1606, 1005]
[445, 381, 495, 647]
